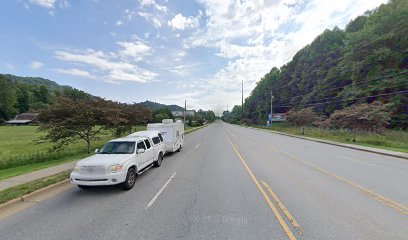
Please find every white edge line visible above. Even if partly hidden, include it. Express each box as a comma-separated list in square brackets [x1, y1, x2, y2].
[145, 172, 177, 209]
[341, 156, 377, 167]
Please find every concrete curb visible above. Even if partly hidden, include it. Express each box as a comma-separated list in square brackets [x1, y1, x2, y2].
[242, 125, 408, 160]
[0, 179, 70, 212]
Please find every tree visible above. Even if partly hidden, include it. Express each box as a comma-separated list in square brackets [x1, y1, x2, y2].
[0, 76, 17, 122]
[237, 0, 408, 127]
[38, 97, 117, 153]
[108, 103, 152, 137]
[205, 110, 216, 123]
[286, 108, 317, 135]
[152, 108, 173, 123]
[329, 101, 391, 141]
[15, 85, 30, 113]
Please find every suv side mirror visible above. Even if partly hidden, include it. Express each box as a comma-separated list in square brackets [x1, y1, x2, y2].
[95, 149, 99, 153]
[137, 149, 145, 154]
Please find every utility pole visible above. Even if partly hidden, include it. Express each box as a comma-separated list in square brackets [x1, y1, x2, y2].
[270, 89, 274, 126]
[241, 80, 244, 123]
[184, 99, 186, 128]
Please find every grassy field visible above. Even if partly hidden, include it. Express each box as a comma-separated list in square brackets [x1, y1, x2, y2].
[0, 170, 71, 204]
[0, 125, 146, 179]
[254, 123, 408, 153]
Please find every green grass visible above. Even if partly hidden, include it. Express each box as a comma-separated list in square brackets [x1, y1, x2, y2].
[0, 125, 146, 178]
[185, 124, 209, 134]
[0, 170, 71, 204]
[0, 152, 88, 181]
[252, 123, 408, 153]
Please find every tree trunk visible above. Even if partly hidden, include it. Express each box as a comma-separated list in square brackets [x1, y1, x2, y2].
[352, 129, 356, 142]
[87, 140, 91, 154]
[302, 126, 305, 135]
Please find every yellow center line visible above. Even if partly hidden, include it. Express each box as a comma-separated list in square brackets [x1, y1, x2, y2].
[262, 181, 303, 235]
[270, 146, 408, 215]
[224, 132, 297, 240]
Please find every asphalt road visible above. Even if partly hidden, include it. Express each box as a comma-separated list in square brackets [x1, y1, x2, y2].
[0, 121, 407, 240]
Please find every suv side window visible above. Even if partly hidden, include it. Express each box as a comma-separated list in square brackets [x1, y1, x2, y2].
[152, 136, 160, 145]
[158, 133, 163, 142]
[144, 139, 151, 149]
[137, 141, 146, 150]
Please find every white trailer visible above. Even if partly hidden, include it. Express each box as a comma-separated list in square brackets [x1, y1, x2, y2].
[147, 119, 184, 153]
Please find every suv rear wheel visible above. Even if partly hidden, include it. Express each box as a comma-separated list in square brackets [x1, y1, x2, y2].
[154, 153, 163, 167]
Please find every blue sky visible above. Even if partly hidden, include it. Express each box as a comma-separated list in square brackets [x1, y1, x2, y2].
[0, 0, 388, 114]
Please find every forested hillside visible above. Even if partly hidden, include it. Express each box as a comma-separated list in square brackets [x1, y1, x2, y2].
[137, 100, 185, 111]
[233, 0, 407, 128]
[0, 74, 91, 122]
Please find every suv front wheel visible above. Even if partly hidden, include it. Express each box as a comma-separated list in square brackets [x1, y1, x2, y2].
[122, 168, 136, 190]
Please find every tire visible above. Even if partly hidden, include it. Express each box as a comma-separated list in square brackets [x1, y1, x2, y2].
[176, 145, 182, 152]
[154, 153, 163, 167]
[122, 168, 137, 190]
[78, 185, 91, 189]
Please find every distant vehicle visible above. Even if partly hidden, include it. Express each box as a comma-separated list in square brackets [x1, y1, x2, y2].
[147, 119, 184, 153]
[70, 136, 161, 190]
[126, 130, 166, 161]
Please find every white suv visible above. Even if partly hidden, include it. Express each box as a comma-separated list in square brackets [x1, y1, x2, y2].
[127, 130, 166, 158]
[70, 136, 160, 190]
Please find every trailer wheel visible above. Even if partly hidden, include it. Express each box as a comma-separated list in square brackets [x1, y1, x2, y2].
[154, 153, 163, 167]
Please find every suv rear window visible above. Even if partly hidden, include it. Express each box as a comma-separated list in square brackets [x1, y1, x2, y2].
[152, 136, 160, 144]
[158, 133, 163, 142]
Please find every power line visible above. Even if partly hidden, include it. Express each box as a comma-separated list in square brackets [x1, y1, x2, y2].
[273, 70, 408, 100]
[272, 90, 408, 108]
[277, 81, 407, 105]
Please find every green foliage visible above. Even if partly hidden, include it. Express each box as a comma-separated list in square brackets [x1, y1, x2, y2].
[0, 74, 94, 121]
[152, 108, 174, 123]
[0, 76, 17, 122]
[256, 122, 408, 153]
[194, 109, 216, 124]
[286, 108, 317, 127]
[38, 97, 151, 154]
[237, 0, 408, 128]
[138, 100, 185, 111]
[38, 97, 115, 153]
[329, 101, 391, 133]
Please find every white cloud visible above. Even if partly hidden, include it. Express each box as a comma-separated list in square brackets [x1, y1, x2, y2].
[28, 0, 56, 9]
[177, 0, 388, 110]
[29, 61, 44, 70]
[138, 0, 167, 12]
[168, 13, 199, 30]
[138, 11, 163, 28]
[55, 68, 97, 79]
[116, 20, 123, 26]
[54, 47, 158, 83]
[117, 41, 152, 61]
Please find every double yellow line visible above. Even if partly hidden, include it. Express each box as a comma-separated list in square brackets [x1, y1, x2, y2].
[232, 130, 408, 215]
[225, 133, 301, 240]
